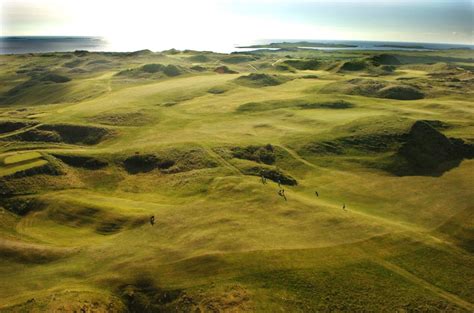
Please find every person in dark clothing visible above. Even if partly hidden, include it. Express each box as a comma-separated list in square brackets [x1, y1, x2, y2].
[315, 191, 319, 197]
[150, 215, 155, 226]
[342, 203, 346, 211]
[278, 189, 287, 201]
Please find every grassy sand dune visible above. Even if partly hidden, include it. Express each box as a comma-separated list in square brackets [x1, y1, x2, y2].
[0, 48, 473, 311]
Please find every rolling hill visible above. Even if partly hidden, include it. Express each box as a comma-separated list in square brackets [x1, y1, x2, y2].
[0, 47, 473, 312]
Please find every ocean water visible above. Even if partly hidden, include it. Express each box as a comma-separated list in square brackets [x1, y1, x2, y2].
[244, 39, 474, 52]
[0, 36, 108, 54]
[0, 36, 472, 54]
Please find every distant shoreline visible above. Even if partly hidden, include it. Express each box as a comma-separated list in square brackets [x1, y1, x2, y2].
[1, 37, 473, 55]
[236, 41, 358, 49]
[374, 44, 428, 49]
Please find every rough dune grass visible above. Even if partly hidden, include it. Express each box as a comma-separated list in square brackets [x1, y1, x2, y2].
[0, 48, 473, 311]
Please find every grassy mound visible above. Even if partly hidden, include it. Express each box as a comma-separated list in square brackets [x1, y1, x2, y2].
[159, 148, 218, 174]
[301, 141, 344, 155]
[118, 64, 184, 78]
[63, 59, 82, 68]
[339, 59, 370, 71]
[296, 116, 413, 158]
[123, 148, 217, 174]
[5, 72, 71, 98]
[190, 65, 207, 72]
[378, 85, 424, 100]
[242, 165, 297, 186]
[215, 145, 297, 184]
[163, 48, 180, 55]
[162, 64, 183, 77]
[141, 63, 164, 73]
[281, 58, 320, 70]
[369, 54, 401, 65]
[231, 144, 276, 165]
[126, 49, 153, 57]
[300, 118, 474, 175]
[379, 65, 396, 73]
[301, 133, 405, 157]
[142, 63, 183, 76]
[188, 54, 211, 63]
[403, 62, 453, 72]
[221, 54, 256, 64]
[74, 50, 89, 57]
[38, 73, 71, 83]
[207, 85, 232, 94]
[333, 57, 399, 74]
[274, 63, 297, 73]
[214, 66, 238, 74]
[390, 121, 474, 175]
[320, 78, 386, 96]
[234, 73, 291, 87]
[320, 78, 424, 100]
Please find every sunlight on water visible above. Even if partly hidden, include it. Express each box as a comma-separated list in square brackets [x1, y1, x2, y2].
[1, 36, 472, 55]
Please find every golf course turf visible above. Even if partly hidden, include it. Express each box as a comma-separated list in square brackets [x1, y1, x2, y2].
[0, 47, 473, 312]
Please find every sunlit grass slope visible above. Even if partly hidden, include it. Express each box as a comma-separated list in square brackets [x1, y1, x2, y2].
[0, 47, 473, 312]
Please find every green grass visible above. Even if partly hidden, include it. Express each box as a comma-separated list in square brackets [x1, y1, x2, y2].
[0, 150, 50, 181]
[0, 47, 473, 312]
[2, 152, 42, 165]
[0, 159, 47, 177]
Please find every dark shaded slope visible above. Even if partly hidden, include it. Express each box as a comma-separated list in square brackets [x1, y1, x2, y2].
[298, 120, 473, 176]
[390, 121, 474, 176]
[4, 124, 111, 145]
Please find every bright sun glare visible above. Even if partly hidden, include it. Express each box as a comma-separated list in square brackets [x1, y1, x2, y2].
[2, 0, 349, 51]
[2, 0, 473, 50]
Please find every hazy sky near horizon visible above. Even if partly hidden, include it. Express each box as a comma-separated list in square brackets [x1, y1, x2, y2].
[1, 0, 473, 49]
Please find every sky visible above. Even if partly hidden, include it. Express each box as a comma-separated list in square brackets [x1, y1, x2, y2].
[1, 0, 473, 50]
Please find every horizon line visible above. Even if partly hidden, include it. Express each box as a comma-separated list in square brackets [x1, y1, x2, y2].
[1, 36, 473, 47]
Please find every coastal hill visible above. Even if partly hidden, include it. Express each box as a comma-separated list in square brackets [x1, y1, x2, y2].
[0, 46, 473, 312]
